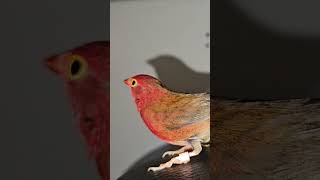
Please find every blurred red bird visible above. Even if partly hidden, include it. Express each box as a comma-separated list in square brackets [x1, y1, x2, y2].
[124, 74, 210, 171]
[45, 41, 109, 180]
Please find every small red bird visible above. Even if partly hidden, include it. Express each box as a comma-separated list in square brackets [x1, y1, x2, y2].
[45, 41, 109, 180]
[124, 74, 210, 171]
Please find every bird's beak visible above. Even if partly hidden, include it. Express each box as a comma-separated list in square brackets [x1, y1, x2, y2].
[123, 78, 130, 86]
[45, 56, 60, 74]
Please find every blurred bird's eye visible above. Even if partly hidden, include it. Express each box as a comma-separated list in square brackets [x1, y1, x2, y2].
[68, 54, 88, 80]
[71, 60, 81, 75]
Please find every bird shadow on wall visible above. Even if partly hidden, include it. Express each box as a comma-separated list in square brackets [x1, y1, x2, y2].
[147, 55, 210, 93]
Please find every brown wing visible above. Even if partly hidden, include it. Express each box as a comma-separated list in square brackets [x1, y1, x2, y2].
[149, 92, 210, 131]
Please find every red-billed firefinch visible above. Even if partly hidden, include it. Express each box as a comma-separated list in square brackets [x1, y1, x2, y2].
[124, 74, 210, 171]
[45, 41, 109, 180]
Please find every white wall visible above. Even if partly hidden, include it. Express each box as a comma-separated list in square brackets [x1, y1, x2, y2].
[110, 1, 210, 179]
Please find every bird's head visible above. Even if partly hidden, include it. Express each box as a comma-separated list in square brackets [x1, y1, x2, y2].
[124, 74, 167, 105]
[45, 41, 109, 85]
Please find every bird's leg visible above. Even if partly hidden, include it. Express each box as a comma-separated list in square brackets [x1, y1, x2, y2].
[148, 152, 190, 172]
[189, 140, 202, 157]
[162, 144, 193, 158]
[148, 141, 204, 172]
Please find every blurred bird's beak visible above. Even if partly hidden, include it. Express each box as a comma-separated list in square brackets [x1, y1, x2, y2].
[45, 56, 60, 74]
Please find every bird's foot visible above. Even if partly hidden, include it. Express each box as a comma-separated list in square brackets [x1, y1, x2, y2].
[162, 145, 192, 158]
[148, 152, 190, 172]
[162, 150, 181, 158]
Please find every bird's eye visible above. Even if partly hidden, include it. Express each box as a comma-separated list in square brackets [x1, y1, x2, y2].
[68, 54, 88, 80]
[71, 60, 81, 75]
[130, 79, 138, 87]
